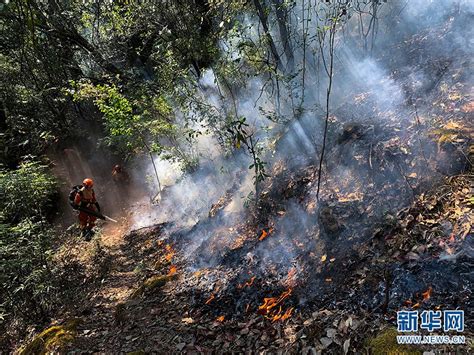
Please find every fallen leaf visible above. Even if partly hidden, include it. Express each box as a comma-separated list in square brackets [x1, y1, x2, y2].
[343, 339, 350, 354]
[326, 328, 337, 338]
[320, 337, 333, 348]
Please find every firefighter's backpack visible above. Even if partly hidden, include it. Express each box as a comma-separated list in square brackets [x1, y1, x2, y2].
[69, 185, 83, 209]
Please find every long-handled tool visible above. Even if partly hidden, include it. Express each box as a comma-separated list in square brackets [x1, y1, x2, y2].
[75, 205, 118, 223]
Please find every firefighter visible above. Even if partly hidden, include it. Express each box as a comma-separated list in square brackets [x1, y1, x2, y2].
[112, 164, 130, 184]
[74, 178, 101, 240]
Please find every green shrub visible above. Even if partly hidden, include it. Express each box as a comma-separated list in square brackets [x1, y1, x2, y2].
[0, 160, 57, 224]
[0, 219, 58, 324]
[0, 160, 59, 325]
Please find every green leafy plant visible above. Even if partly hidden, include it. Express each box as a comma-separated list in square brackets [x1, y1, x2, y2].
[226, 117, 269, 204]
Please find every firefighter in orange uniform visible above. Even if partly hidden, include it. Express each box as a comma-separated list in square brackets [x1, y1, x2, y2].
[74, 178, 100, 240]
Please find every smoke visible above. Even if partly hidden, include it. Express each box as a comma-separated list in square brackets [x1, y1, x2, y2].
[128, 0, 472, 285]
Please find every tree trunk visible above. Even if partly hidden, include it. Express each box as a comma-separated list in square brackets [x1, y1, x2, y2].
[253, 0, 283, 72]
[271, 0, 295, 72]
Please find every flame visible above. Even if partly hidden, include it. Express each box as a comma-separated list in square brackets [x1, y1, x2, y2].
[281, 307, 294, 321]
[205, 293, 215, 305]
[216, 315, 225, 322]
[168, 265, 177, 276]
[165, 244, 175, 262]
[238, 276, 256, 289]
[258, 288, 292, 319]
[422, 286, 433, 301]
[259, 228, 274, 241]
[271, 306, 283, 321]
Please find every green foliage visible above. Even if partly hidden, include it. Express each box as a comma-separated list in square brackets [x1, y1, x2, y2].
[0, 160, 57, 224]
[0, 219, 57, 324]
[0, 161, 59, 325]
[226, 117, 269, 199]
[72, 82, 174, 155]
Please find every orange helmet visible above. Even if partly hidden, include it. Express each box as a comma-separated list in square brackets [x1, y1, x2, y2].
[83, 178, 94, 187]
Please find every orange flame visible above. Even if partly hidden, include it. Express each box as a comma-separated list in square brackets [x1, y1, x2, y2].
[238, 276, 256, 289]
[422, 286, 432, 301]
[165, 244, 175, 262]
[168, 265, 177, 276]
[258, 288, 292, 317]
[281, 307, 294, 321]
[259, 228, 274, 241]
[205, 293, 215, 305]
[216, 315, 225, 322]
[272, 307, 294, 321]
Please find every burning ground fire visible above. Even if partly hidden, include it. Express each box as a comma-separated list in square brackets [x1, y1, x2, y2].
[259, 228, 274, 241]
[165, 244, 175, 262]
[238, 276, 256, 289]
[157, 241, 178, 276]
[403, 286, 434, 309]
[258, 289, 294, 322]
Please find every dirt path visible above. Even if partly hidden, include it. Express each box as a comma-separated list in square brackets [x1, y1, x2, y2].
[69, 215, 143, 351]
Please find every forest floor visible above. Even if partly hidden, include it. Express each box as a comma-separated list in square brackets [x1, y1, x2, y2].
[17, 166, 472, 354]
[14, 11, 474, 353]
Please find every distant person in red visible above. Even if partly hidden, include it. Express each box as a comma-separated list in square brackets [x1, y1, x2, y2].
[74, 178, 100, 240]
[112, 164, 130, 184]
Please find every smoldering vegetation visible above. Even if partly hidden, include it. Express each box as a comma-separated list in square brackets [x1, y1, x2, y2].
[136, 0, 471, 275]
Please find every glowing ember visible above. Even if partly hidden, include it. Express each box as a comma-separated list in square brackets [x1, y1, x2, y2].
[168, 265, 177, 276]
[238, 276, 256, 289]
[165, 244, 175, 262]
[422, 286, 433, 301]
[259, 228, 274, 241]
[205, 293, 215, 305]
[216, 315, 225, 322]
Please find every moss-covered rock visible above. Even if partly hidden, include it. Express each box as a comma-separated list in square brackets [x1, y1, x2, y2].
[368, 328, 422, 355]
[19, 318, 81, 355]
[131, 274, 177, 299]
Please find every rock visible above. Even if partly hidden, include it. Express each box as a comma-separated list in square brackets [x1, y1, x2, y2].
[176, 342, 186, 351]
